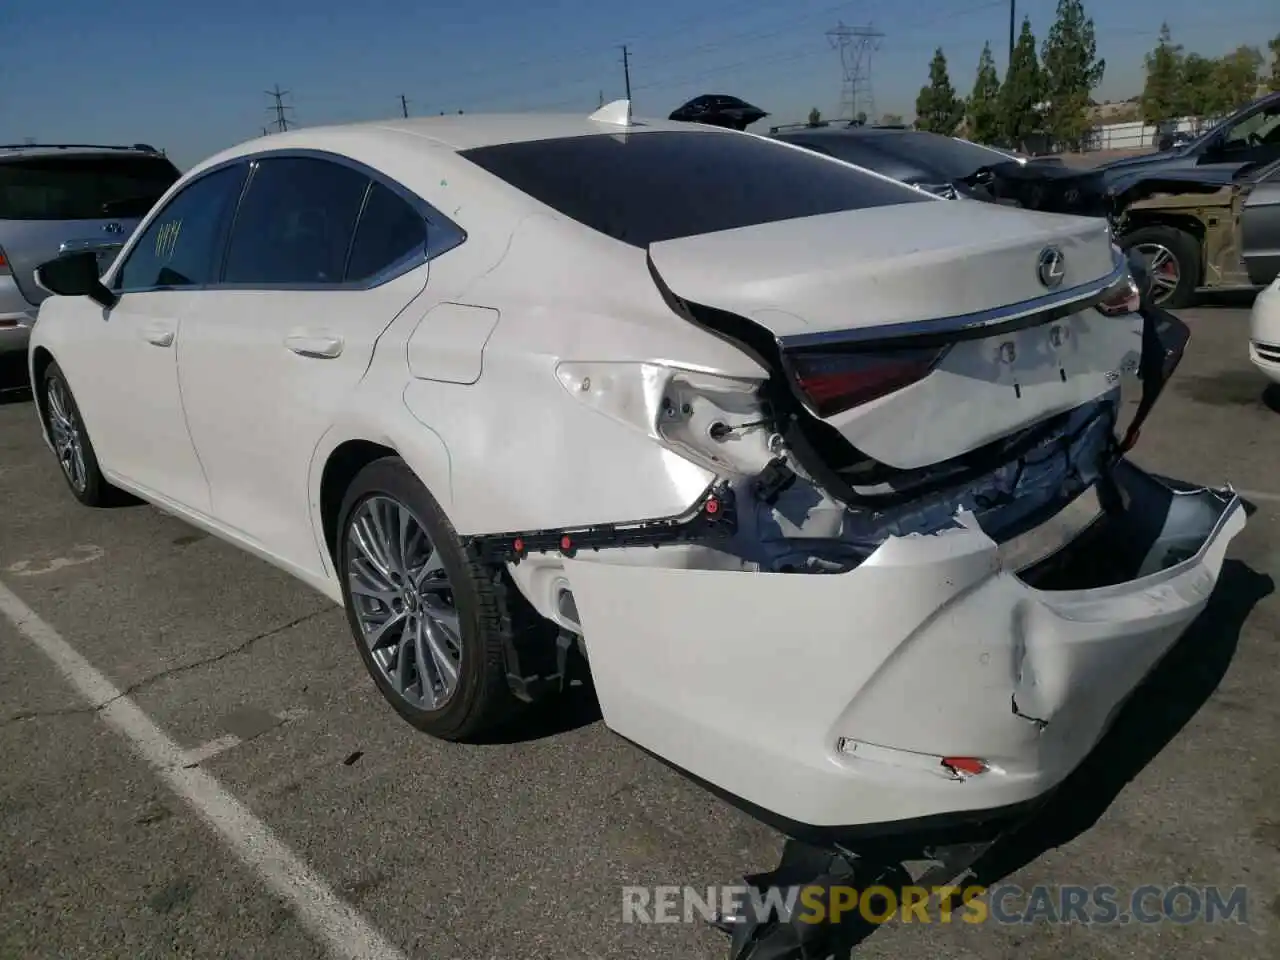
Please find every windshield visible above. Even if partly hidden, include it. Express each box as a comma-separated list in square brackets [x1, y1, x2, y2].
[1194, 96, 1280, 152]
[0, 153, 180, 221]
[460, 130, 928, 248]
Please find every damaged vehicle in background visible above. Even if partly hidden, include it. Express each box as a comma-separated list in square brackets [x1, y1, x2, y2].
[967, 154, 1280, 308]
[27, 101, 1245, 959]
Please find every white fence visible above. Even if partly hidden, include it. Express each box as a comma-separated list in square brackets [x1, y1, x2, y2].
[1085, 115, 1219, 151]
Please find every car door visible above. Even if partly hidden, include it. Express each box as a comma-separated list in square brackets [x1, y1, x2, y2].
[176, 154, 436, 576]
[1242, 161, 1280, 287]
[62, 162, 248, 512]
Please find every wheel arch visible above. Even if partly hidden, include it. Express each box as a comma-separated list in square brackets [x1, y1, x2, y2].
[30, 346, 56, 430]
[310, 417, 455, 577]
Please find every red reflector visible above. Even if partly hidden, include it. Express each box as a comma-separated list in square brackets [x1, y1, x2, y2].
[512, 537, 525, 553]
[941, 756, 988, 777]
[705, 497, 719, 515]
[788, 346, 946, 418]
[559, 535, 572, 551]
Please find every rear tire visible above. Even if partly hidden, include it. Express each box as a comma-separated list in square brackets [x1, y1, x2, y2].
[1120, 224, 1200, 310]
[40, 361, 116, 507]
[336, 457, 527, 741]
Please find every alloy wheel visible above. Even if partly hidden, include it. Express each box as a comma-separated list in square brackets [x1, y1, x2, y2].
[1132, 242, 1180, 305]
[46, 377, 87, 494]
[345, 495, 463, 709]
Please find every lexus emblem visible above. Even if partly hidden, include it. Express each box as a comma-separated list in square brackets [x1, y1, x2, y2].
[1037, 246, 1065, 289]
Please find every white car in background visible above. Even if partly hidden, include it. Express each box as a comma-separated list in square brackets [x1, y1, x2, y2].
[1250, 276, 1280, 384]
[28, 102, 1244, 855]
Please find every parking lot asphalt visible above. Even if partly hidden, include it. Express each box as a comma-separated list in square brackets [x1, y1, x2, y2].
[0, 301, 1278, 960]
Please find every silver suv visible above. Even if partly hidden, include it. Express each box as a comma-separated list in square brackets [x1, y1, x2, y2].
[0, 143, 181, 355]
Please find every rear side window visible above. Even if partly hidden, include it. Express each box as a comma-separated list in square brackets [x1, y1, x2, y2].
[0, 154, 180, 221]
[459, 130, 927, 247]
[223, 157, 369, 285]
[115, 164, 247, 291]
[345, 181, 427, 283]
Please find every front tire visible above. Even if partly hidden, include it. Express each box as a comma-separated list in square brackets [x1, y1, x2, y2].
[1121, 224, 1200, 310]
[336, 457, 524, 741]
[41, 361, 115, 507]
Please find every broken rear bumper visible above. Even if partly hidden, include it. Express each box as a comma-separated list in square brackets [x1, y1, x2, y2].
[563, 458, 1244, 839]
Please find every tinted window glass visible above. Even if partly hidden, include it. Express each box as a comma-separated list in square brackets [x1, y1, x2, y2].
[460, 130, 927, 248]
[223, 157, 369, 284]
[858, 132, 1013, 180]
[115, 164, 246, 291]
[345, 181, 427, 282]
[0, 153, 181, 221]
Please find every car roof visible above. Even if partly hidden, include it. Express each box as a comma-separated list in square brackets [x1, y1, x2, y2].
[204, 111, 726, 164]
[0, 143, 164, 162]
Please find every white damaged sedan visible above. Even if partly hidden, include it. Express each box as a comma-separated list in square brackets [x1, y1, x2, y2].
[28, 102, 1243, 858]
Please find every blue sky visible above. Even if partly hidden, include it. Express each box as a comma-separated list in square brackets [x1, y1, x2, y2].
[7, 0, 1279, 169]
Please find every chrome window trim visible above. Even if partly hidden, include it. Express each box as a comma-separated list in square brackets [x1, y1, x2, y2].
[776, 246, 1130, 352]
[111, 147, 466, 296]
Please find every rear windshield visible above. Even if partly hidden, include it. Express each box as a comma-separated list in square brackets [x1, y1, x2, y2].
[0, 154, 181, 221]
[459, 130, 928, 247]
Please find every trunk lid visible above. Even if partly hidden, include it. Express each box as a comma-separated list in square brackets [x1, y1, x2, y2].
[648, 201, 1137, 473]
[646, 201, 1117, 336]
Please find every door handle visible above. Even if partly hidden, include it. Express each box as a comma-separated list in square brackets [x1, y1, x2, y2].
[142, 326, 175, 347]
[285, 334, 344, 359]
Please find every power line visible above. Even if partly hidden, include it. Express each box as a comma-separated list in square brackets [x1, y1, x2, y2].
[620, 44, 632, 100]
[826, 22, 883, 122]
[265, 84, 294, 132]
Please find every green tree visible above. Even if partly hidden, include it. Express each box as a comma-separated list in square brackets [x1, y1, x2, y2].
[807, 106, 822, 126]
[999, 17, 1043, 149]
[1040, 0, 1105, 150]
[1140, 23, 1183, 124]
[1269, 34, 1280, 92]
[855, 110, 868, 125]
[915, 47, 965, 134]
[1212, 45, 1264, 113]
[966, 41, 1003, 143]
[1178, 53, 1216, 121]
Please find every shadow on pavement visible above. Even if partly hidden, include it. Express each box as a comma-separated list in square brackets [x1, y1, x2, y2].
[0, 353, 32, 405]
[475, 655, 603, 745]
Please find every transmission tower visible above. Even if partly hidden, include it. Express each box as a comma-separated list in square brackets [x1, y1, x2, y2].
[825, 22, 883, 123]
[265, 85, 294, 133]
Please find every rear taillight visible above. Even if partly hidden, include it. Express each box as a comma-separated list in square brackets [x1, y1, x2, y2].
[0, 246, 9, 275]
[786, 346, 946, 418]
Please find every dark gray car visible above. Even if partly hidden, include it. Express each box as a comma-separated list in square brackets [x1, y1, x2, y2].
[770, 125, 1029, 197]
[0, 143, 181, 355]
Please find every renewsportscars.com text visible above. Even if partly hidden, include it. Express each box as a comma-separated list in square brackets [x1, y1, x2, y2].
[621, 883, 1251, 926]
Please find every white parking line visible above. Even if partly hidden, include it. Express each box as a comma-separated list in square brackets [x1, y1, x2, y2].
[0, 578, 408, 960]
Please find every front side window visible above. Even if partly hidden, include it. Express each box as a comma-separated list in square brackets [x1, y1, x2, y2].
[114, 163, 247, 291]
[460, 130, 928, 248]
[223, 157, 370, 285]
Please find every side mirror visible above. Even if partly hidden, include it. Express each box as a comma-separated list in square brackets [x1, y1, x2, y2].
[35, 250, 118, 309]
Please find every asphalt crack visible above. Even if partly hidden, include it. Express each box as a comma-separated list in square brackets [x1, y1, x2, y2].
[1, 607, 333, 727]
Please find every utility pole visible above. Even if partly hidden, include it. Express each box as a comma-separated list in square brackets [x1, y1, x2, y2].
[1008, 0, 1016, 66]
[265, 84, 293, 133]
[826, 22, 883, 124]
[399, 94, 410, 118]
[262, 126, 270, 137]
[620, 45, 632, 100]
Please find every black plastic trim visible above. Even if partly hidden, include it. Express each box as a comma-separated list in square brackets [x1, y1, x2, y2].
[462, 481, 738, 565]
